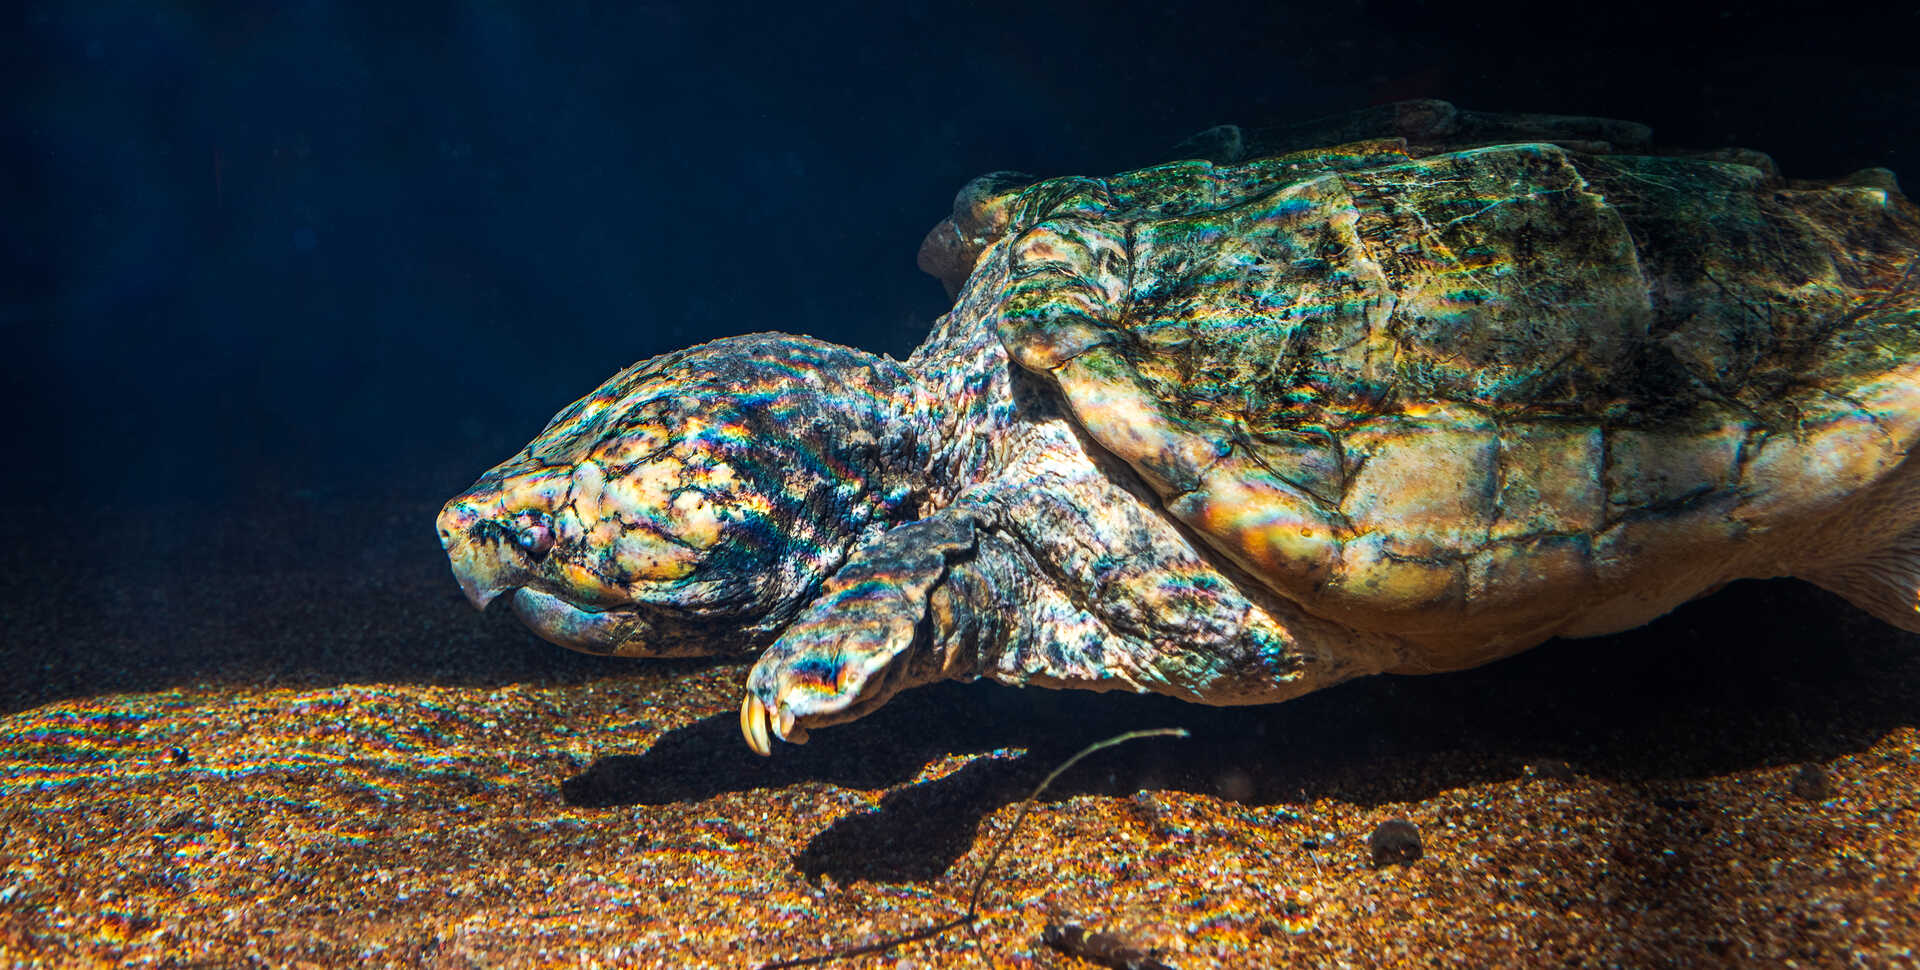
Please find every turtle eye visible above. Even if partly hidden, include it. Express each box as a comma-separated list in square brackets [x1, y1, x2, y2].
[509, 510, 556, 561]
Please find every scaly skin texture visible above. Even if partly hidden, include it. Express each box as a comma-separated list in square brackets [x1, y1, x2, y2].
[440, 102, 1920, 755]
[438, 336, 927, 658]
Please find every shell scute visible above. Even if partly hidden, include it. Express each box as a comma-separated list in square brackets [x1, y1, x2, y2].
[1000, 218, 1128, 372]
[1329, 532, 1463, 618]
[1465, 534, 1595, 617]
[1162, 454, 1339, 588]
[1487, 422, 1604, 542]
[1052, 346, 1226, 496]
[1603, 421, 1746, 520]
[1339, 406, 1498, 558]
[1241, 427, 1345, 511]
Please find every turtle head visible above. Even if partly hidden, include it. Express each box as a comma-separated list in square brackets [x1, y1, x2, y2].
[437, 334, 919, 657]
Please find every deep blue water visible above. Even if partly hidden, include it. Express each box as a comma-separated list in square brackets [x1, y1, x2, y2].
[9, 1, 1916, 512]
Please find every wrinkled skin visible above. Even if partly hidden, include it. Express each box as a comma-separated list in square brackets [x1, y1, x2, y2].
[438, 336, 926, 658]
[441, 101, 1920, 755]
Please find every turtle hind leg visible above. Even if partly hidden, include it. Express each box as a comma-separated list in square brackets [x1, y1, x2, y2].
[1804, 521, 1920, 635]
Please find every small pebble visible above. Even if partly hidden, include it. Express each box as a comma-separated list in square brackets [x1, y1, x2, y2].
[1368, 818, 1422, 867]
[167, 746, 191, 765]
[1789, 763, 1832, 801]
[1041, 922, 1177, 970]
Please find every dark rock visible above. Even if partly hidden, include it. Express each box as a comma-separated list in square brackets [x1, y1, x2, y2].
[1041, 922, 1177, 970]
[1368, 818, 1422, 867]
[1527, 758, 1574, 781]
[1789, 763, 1832, 801]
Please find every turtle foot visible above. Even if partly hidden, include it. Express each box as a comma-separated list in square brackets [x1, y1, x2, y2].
[739, 513, 980, 755]
[741, 580, 926, 755]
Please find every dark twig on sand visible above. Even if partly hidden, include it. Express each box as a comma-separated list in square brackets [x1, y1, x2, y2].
[757, 727, 1190, 969]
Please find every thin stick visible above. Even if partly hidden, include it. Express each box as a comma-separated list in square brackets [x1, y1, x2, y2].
[757, 726, 1190, 970]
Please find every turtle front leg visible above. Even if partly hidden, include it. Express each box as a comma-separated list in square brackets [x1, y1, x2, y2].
[740, 509, 1009, 755]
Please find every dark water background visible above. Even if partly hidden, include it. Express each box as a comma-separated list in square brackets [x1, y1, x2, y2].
[10, 1, 1917, 512]
[4, 1, 1918, 716]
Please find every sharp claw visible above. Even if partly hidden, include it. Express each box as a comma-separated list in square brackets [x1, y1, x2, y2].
[772, 686, 812, 746]
[741, 694, 772, 757]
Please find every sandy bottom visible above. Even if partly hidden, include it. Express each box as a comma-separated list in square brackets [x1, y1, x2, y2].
[2, 496, 1917, 968]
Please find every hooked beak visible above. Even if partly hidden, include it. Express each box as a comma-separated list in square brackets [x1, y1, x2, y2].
[437, 499, 549, 610]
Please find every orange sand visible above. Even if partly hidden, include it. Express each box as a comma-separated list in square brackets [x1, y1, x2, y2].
[2, 498, 1916, 967]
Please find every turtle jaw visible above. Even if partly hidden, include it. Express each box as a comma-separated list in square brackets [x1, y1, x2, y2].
[438, 494, 635, 652]
[508, 587, 654, 656]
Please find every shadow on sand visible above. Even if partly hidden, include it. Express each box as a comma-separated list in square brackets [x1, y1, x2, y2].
[562, 577, 1920, 885]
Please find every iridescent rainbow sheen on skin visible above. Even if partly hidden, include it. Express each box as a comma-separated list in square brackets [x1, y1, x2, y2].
[440, 335, 928, 659]
[443, 103, 1920, 755]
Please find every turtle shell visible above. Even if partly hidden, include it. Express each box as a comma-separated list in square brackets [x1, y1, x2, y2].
[946, 104, 1920, 650]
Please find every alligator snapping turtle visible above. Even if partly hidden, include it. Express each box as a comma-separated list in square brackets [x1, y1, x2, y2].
[438, 101, 1920, 756]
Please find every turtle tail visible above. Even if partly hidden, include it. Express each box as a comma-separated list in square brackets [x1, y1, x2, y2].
[1805, 519, 1920, 635]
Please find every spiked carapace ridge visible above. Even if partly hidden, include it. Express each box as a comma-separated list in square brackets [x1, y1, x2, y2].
[441, 100, 1920, 755]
